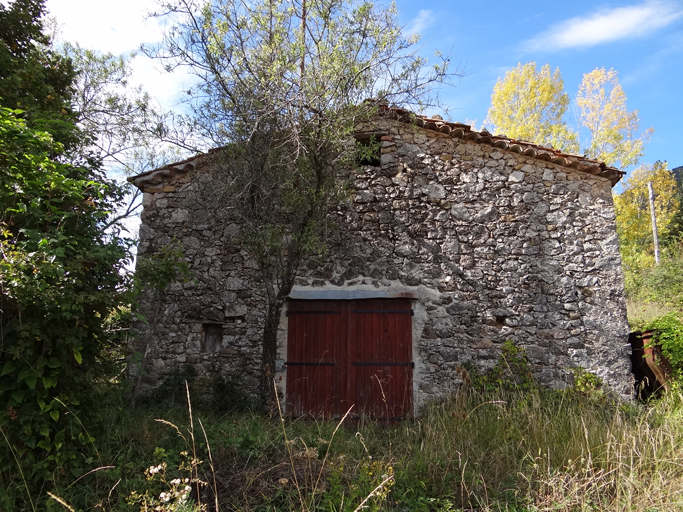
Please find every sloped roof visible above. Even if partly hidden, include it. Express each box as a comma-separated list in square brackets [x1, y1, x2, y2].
[129, 108, 624, 191]
[375, 105, 623, 186]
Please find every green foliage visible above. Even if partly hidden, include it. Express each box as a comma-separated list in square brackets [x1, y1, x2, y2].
[0, 0, 78, 146]
[135, 365, 254, 414]
[355, 136, 382, 167]
[570, 367, 604, 401]
[65, 41, 167, 177]
[613, 162, 683, 329]
[0, 103, 130, 506]
[645, 313, 683, 381]
[4, 383, 683, 511]
[614, 161, 679, 259]
[322, 457, 394, 511]
[623, 245, 683, 330]
[209, 372, 254, 413]
[477, 340, 535, 392]
[135, 239, 191, 294]
[0, 3, 134, 504]
[630, 249, 683, 306]
[127, 459, 207, 512]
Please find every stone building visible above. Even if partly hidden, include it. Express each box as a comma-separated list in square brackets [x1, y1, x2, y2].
[129, 107, 633, 417]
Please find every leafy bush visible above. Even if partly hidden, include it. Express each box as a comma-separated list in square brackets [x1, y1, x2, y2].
[475, 339, 535, 392]
[0, 106, 133, 506]
[645, 312, 683, 381]
[570, 367, 605, 401]
[135, 239, 191, 294]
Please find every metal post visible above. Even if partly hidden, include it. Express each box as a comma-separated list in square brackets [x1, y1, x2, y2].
[648, 181, 660, 264]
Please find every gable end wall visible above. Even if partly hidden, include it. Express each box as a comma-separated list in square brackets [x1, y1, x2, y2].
[132, 117, 633, 407]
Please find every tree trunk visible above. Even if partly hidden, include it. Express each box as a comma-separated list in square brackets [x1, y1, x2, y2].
[648, 181, 660, 264]
[260, 297, 285, 413]
[260, 261, 299, 413]
[259, 217, 313, 412]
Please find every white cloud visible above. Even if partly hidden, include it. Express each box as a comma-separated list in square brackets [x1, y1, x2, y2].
[46, 0, 164, 55]
[128, 55, 197, 111]
[525, 0, 683, 51]
[405, 9, 435, 37]
[44, 0, 193, 113]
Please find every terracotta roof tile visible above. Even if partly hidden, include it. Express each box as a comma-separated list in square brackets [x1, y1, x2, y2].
[129, 108, 624, 190]
[377, 105, 624, 186]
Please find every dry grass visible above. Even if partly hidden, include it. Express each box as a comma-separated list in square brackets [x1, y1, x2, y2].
[43, 377, 683, 511]
[194, 381, 683, 511]
[627, 298, 678, 330]
[384, 383, 683, 511]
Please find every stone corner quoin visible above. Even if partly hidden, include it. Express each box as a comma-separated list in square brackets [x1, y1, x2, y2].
[129, 113, 633, 411]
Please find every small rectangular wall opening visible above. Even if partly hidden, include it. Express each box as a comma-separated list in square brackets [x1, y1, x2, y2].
[225, 316, 246, 324]
[202, 323, 223, 353]
[354, 133, 383, 167]
[495, 316, 507, 330]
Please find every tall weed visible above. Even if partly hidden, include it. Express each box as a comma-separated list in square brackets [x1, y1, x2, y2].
[8, 373, 683, 511]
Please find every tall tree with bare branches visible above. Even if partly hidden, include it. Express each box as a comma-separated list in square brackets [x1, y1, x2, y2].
[146, 0, 458, 405]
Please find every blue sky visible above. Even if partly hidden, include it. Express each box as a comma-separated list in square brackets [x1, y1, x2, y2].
[392, 0, 683, 177]
[45, 0, 683, 179]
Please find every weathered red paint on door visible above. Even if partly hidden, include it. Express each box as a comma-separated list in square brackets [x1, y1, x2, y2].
[285, 300, 342, 418]
[286, 299, 413, 419]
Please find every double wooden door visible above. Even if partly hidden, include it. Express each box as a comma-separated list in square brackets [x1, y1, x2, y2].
[286, 298, 413, 419]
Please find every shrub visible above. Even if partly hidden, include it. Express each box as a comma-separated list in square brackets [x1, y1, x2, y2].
[645, 312, 683, 381]
[0, 105, 132, 508]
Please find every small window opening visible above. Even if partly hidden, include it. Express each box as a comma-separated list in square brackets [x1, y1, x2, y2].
[495, 316, 507, 330]
[225, 316, 246, 324]
[354, 134, 382, 167]
[202, 323, 223, 353]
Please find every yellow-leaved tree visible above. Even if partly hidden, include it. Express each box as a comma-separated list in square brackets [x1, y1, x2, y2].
[484, 62, 578, 152]
[576, 68, 653, 170]
[485, 64, 652, 173]
[613, 162, 680, 302]
[614, 161, 679, 266]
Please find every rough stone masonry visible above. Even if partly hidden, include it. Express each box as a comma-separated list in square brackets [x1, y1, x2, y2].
[130, 109, 633, 410]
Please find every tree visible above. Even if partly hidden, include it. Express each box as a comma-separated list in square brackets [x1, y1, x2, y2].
[0, 0, 132, 501]
[65, 43, 172, 177]
[147, 0, 457, 405]
[64, 43, 178, 228]
[0, 109, 131, 507]
[484, 62, 578, 152]
[614, 161, 678, 260]
[613, 161, 680, 302]
[576, 67, 652, 170]
[485, 64, 652, 173]
[0, 0, 78, 146]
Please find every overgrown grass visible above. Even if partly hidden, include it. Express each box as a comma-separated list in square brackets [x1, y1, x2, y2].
[12, 376, 683, 512]
[626, 297, 677, 331]
[624, 245, 683, 330]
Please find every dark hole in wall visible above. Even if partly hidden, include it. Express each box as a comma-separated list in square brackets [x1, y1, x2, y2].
[495, 316, 506, 330]
[354, 133, 382, 167]
[225, 316, 246, 324]
[202, 323, 223, 353]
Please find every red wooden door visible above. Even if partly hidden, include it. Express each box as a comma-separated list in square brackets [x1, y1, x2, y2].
[286, 300, 342, 418]
[286, 299, 412, 419]
[347, 299, 413, 420]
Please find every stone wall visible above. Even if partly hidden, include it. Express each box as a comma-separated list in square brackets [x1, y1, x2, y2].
[131, 115, 633, 407]
[132, 169, 268, 396]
